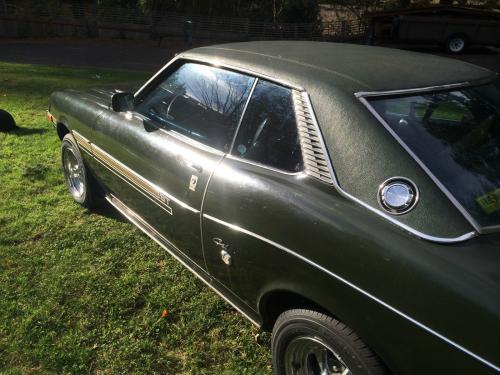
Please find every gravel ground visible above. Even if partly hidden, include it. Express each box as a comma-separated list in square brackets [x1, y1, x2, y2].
[0, 37, 499, 74]
[0, 37, 209, 72]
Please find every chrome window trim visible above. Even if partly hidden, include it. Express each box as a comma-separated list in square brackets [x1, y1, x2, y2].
[228, 77, 259, 154]
[354, 77, 498, 98]
[135, 54, 304, 100]
[355, 83, 500, 234]
[340, 189, 476, 243]
[226, 154, 305, 176]
[106, 194, 261, 328]
[481, 224, 500, 234]
[157, 127, 226, 157]
[132, 111, 226, 157]
[227, 78, 306, 176]
[203, 213, 499, 373]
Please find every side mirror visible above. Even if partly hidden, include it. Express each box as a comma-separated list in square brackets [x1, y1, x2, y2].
[111, 92, 134, 112]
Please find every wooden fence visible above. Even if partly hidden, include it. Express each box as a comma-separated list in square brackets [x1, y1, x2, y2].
[0, 2, 367, 41]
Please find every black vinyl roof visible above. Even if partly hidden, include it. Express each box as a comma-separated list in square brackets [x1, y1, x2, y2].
[182, 41, 496, 94]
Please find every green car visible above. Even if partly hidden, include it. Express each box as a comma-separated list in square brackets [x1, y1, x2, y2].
[48, 42, 500, 375]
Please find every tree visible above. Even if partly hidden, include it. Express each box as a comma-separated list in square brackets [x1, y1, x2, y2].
[280, 0, 319, 23]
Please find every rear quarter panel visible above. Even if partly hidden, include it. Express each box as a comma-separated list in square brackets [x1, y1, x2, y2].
[203, 157, 500, 374]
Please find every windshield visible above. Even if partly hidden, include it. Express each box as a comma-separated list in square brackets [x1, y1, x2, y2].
[367, 82, 500, 229]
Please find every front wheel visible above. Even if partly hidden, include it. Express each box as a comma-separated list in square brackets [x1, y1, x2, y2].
[272, 309, 389, 375]
[61, 133, 98, 208]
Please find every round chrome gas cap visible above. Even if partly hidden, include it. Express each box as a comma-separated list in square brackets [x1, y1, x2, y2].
[378, 177, 419, 215]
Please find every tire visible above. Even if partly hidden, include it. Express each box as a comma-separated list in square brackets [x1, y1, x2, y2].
[445, 34, 467, 54]
[61, 133, 99, 208]
[272, 309, 389, 375]
[0, 109, 17, 131]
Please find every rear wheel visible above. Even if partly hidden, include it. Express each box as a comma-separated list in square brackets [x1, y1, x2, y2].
[61, 133, 99, 208]
[445, 34, 467, 54]
[272, 309, 389, 375]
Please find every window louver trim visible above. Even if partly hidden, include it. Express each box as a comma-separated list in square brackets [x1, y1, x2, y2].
[292, 90, 334, 184]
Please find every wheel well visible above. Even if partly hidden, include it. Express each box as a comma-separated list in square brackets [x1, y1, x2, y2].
[56, 122, 70, 140]
[259, 290, 331, 332]
[260, 290, 394, 374]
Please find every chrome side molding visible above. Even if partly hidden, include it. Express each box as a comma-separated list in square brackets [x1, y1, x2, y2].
[105, 194, 261, 328]
[73, 130, 198, 215]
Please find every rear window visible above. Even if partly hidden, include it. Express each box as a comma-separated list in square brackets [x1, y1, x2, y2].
[367, 82, 500, 228]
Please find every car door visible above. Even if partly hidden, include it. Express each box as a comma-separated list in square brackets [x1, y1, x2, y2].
[201, 79, 306, 302]
[88, 62, 255, 269]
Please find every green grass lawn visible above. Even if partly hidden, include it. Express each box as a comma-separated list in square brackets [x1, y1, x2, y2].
[0, 62, 272, 374]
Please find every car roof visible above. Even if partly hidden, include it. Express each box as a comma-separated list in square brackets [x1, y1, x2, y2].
[181, 41, 496, 94]
[178, 41, 484, 238]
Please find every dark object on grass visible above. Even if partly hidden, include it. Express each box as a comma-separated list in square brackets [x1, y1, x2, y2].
[0, 109, 17, 131]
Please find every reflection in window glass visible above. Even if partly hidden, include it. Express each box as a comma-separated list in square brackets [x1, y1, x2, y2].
[135, 63, 254, 152]
[368, 83, 500, 227]
[232, 80, 303, 173]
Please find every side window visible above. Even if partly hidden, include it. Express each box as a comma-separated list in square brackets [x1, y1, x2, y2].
[231, 80, 303, 173]
[135, 63, 254, 152]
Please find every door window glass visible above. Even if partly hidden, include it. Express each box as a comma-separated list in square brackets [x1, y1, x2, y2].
[232, 80, 303, 173]
[135, 63, 255, 152]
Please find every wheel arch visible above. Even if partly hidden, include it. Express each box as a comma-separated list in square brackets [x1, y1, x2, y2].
[258, 287, 394, 374]
[258, 289, 334, 332]
[56, 120, 70, 140]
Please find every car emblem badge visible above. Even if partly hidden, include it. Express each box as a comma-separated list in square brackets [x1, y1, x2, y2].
[189, 175, 198, 191]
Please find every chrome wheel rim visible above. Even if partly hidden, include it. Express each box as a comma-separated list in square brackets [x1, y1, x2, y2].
[285, 336, 352, 375]
[63, 147, 85, 199]
[449, 37, 464, 52]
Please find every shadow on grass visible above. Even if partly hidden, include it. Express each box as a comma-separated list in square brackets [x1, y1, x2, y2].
[91, 200, 128, 223]
[5, 126, 49, 136]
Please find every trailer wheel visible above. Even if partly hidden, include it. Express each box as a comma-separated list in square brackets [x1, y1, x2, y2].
[445, 34, 467, 54]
